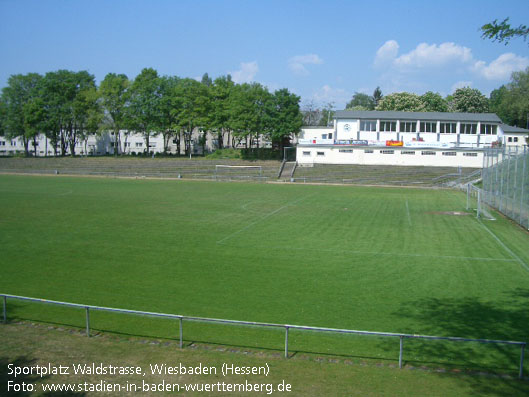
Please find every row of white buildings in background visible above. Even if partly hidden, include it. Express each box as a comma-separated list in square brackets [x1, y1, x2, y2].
[297, 111, 529, 168]
[0, 129, 261, 157]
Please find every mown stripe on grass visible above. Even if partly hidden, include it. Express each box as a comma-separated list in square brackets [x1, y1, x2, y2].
[216, 194, 314, 244]
[477, 218, 529, 272]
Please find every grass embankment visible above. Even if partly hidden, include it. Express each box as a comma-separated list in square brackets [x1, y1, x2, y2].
[2, 322, 529, 396]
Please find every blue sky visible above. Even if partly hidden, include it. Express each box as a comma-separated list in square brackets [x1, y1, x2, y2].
[1, 0, 528, 109]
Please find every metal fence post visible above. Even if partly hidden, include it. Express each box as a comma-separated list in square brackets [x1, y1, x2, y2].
[3, 296, 6, 324]
[399, 336, 403, 368]
[521, 146, 527, 228]
[477, 190, 481, 219]
[285, 326, 289, 358]
[179, 317, 183, 349]
[499, 148, 505, 212]
[512, 148, 518, 220]
[520, 343, 525, 379]
[466, 183, 470, 210]
[85, 307, 90, 337]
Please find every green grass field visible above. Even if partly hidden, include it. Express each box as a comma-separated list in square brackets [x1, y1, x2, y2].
[1, 174, 529, 375]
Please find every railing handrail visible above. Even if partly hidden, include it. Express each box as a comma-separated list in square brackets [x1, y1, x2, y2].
[2, 293, 525, 346]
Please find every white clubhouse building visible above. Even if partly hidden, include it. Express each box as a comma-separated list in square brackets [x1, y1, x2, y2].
[297, 110, 529, 168]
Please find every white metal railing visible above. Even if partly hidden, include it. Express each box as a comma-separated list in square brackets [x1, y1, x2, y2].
[2, 293, 526, 378]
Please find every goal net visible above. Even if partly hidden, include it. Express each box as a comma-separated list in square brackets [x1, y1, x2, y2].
[215, 165, 263, 181]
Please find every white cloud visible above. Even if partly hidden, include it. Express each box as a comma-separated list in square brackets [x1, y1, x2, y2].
[473, 53, 529, 80]
[288, 54, 323, 75]
[230, 61, 258, 84]
[374, 40, 399, 67]
[393, 42, 473, 69]
[373, 39, 529, 93]
[451, 81, 473, 92]
[312, 84, 350, 106]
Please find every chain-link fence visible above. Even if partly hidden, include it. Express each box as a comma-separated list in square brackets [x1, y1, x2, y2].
[482, 146, 529, 229]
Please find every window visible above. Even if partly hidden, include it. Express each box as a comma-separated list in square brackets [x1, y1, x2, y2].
[463, 152, 478, 157]
[360, 120, 376, 131]
[399, 121, 417, 132]
[514, 137, 519, 142]
[440, 123, 457, 133]
[380, 150, 394, 154]
[0, 141, 5, 146]
[317, 151, 325, 156]
[460, 123, 477, 134]
[302, 151, 311, 156]
[442, 151, 457, 156]
[380, 121, 396, 132]
[328, 133, 333, 139]
[508, 137, 513, 142]
[421, 151, 436, 156]
[401, 151, 415, 155]
[10, 140, 16, 146]
[135, 142, 143, 148]
[321, 134, 327, 139]
[339, 149, 353, 153]
[420, 122, 437, 133]
[364, 149, 374, 153]
[480, 124, 497, 135]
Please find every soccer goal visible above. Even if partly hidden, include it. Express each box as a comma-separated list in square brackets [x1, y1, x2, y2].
[215, 165, 263, 181]
[466, 183, 495, 220]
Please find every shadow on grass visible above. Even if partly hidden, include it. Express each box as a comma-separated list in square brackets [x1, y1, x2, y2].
[390, 288, 529, 396]
[1, 356, 86, 396]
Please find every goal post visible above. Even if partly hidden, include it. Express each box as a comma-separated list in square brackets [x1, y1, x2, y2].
[467, 183, 495, 220]
[215, 165, 263, 180]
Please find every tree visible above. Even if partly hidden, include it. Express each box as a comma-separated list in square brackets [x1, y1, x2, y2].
[490, 68, 529, 128]
[127, 68, 162, 154]
[481, 18, 529, 45]
[372, 86, 383, 108]
[0, 97, 6, 136]
[420, 91, 449, 112]
[200, 73, 213, 87]
[210, 75, 235, 149]
[270, 88, 303, 150]
[99, 73, 130, 155]
[301, 99, 320, 126]
[319, 102, 335, 126]
[489, 85, 511, 124]
[345, 93, 374, 110]
[451, 87, 489, 113]
[72, 85, 101, 155]
[35, 70, 97, 156]
[1, 73, 43, 156]
[37, 70, 71, 156]
[229, 82, 273, 148]
[171, 78, 211, 155]
[376, 92, 426, 111]
[157, 75, 181, 154]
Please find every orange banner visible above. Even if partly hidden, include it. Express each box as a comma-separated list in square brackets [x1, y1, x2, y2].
[386, 140, 403, 147]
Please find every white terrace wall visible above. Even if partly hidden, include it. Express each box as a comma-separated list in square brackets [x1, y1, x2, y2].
[296, 145, 483, 168]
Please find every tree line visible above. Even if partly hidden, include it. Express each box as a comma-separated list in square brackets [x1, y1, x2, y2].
[0, 69, 303, 157]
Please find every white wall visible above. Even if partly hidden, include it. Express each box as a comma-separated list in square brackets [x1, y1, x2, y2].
[297, 145, 483, 168]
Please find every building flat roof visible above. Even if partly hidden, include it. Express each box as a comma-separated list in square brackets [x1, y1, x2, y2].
[334, 110, 502, 123]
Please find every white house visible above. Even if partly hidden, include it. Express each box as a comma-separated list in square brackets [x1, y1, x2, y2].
[297, 111, 529, 168]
